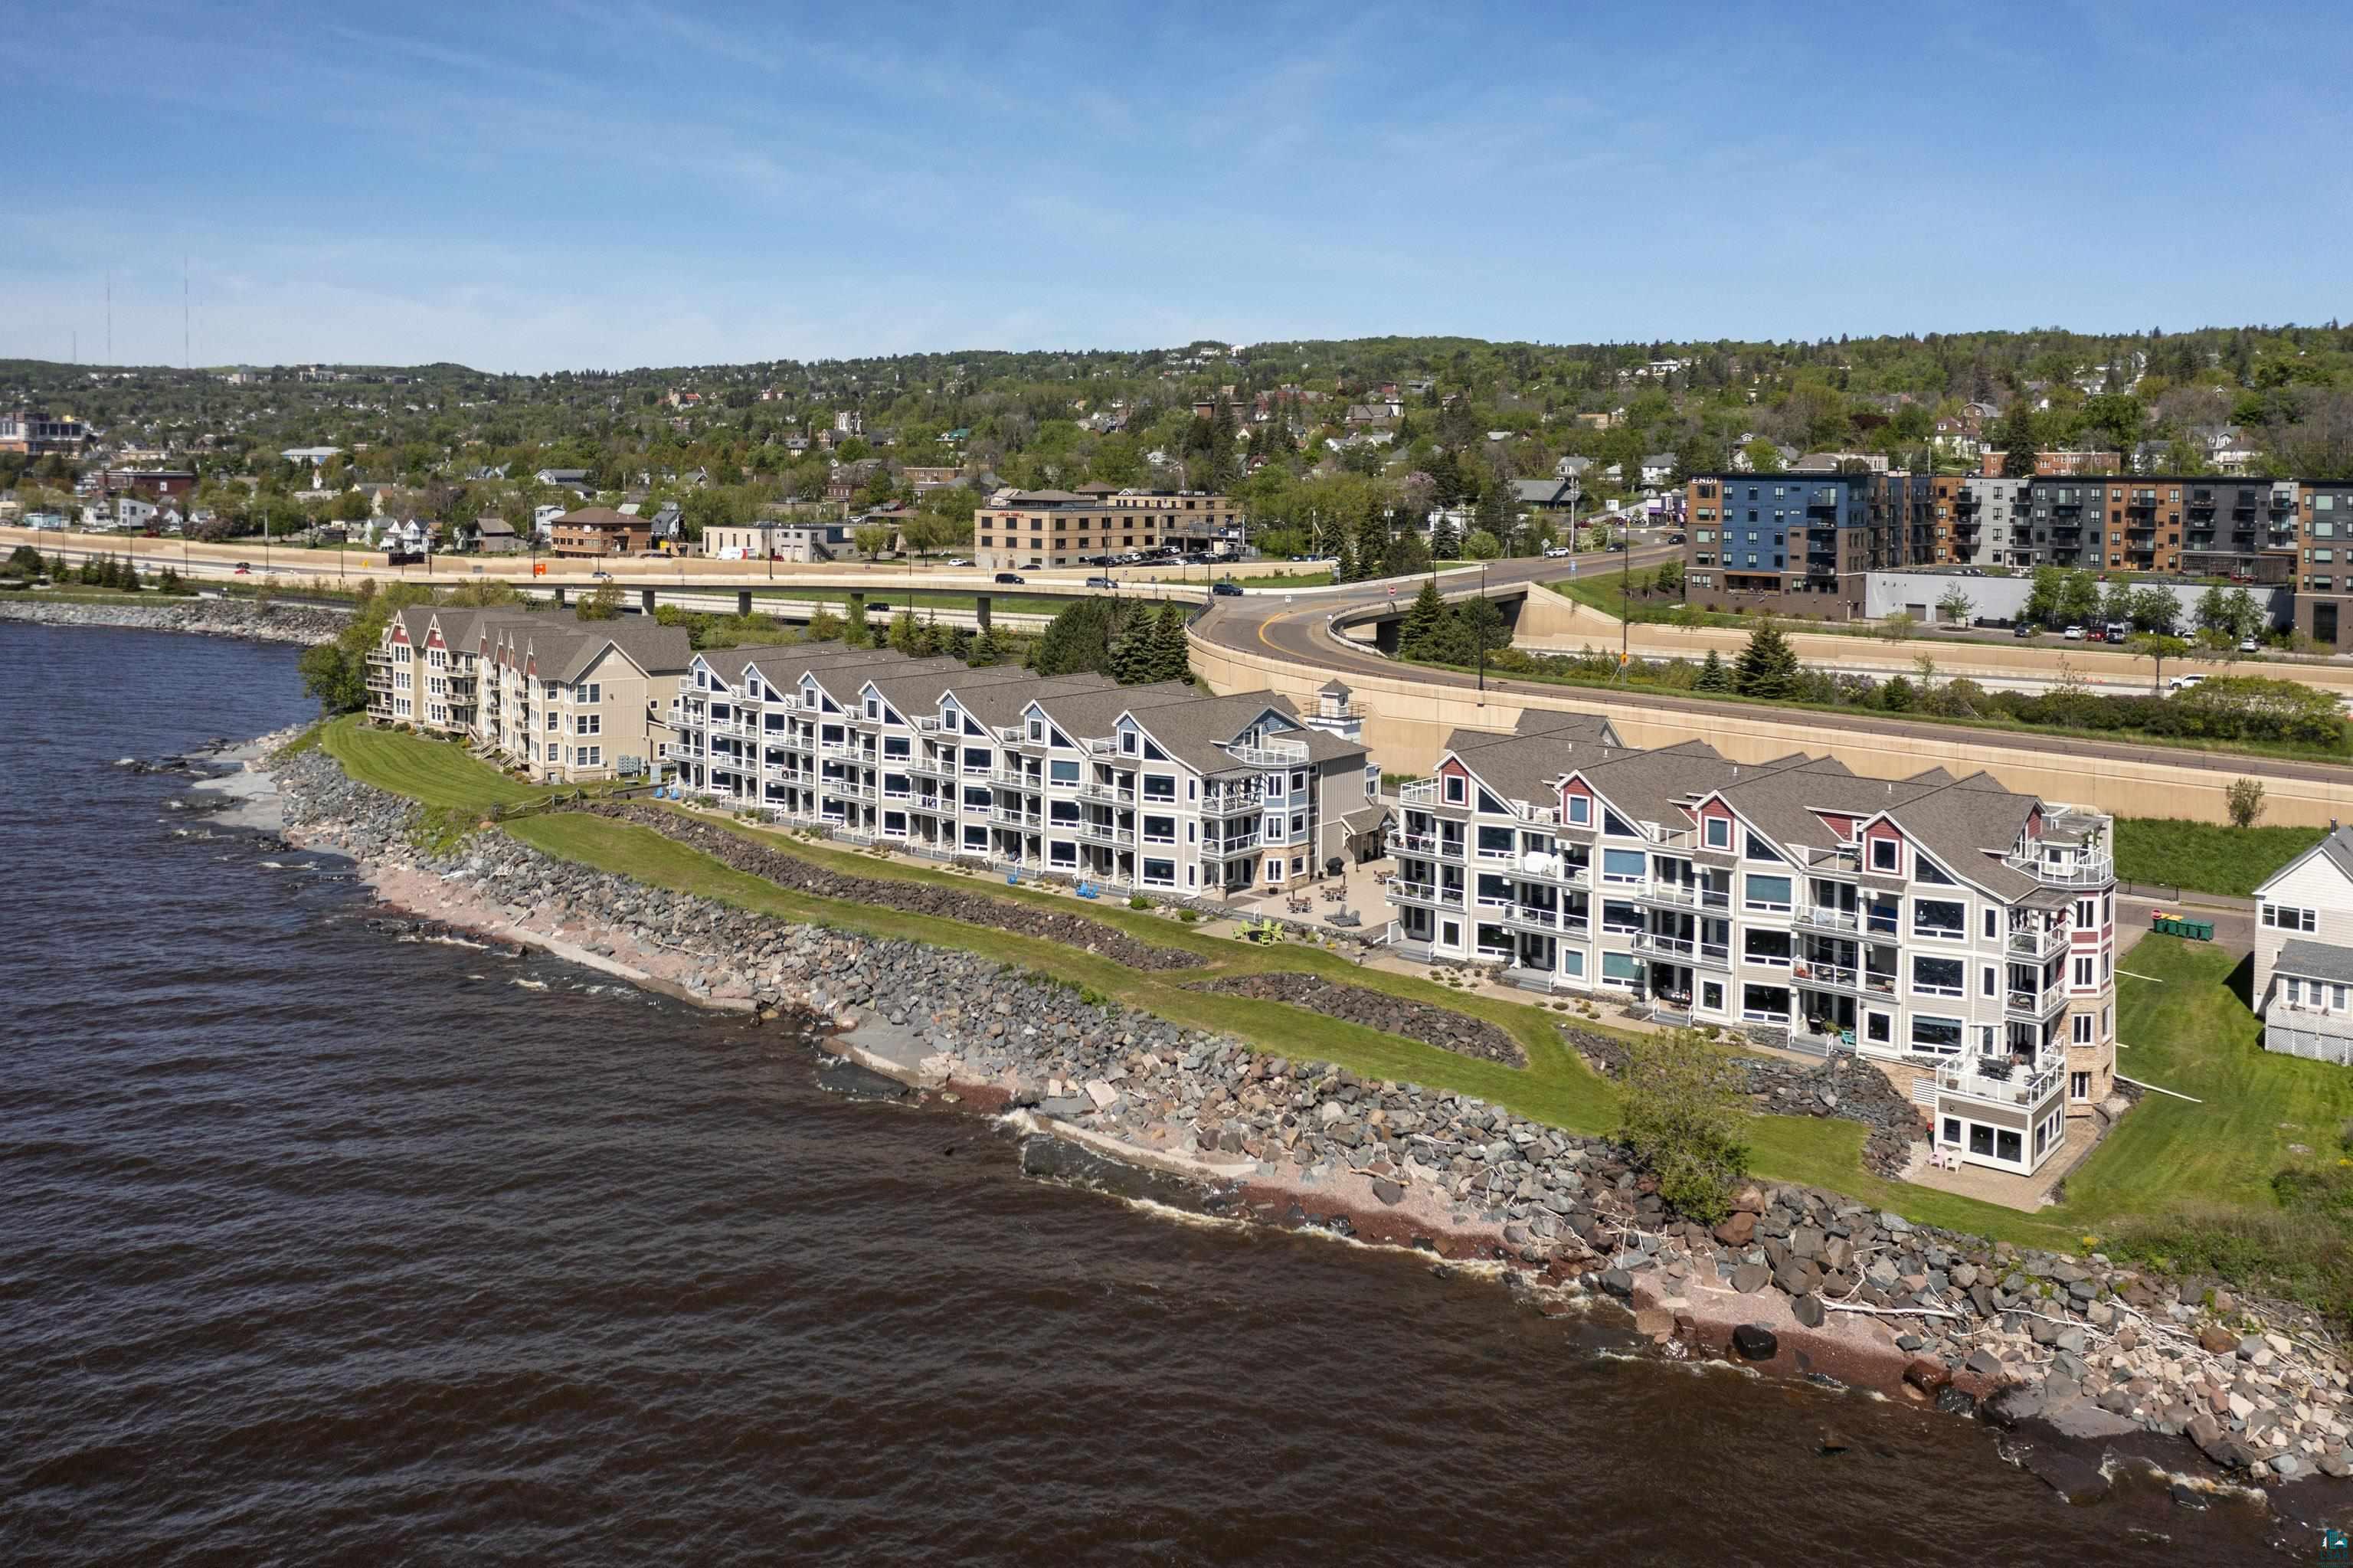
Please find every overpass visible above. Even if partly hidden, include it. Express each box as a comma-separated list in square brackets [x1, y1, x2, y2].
[1187, 548, 2353, 828]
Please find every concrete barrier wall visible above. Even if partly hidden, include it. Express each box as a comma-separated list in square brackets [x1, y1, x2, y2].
[1191, 626, 2353, 827]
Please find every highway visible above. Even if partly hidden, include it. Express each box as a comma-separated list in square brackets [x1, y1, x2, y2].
[1196, 545, 2353, 790]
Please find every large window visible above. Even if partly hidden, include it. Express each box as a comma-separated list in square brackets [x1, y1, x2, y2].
[1050, 758, 1081, 784]
[1910, 1015, 1964, 1055]
[1912, 955, 1965, 996]
[1144, 774, 1176, 800]
[2264, 904, 2319, 932]
[1912, 899, 1965, 940]
[1743, 873, 1792, 912]
[1870, 836, 1900, 873]
[1602, 848, 1646, 883]
[1142, 857, 1176, 887]
[1601, 952, 1639, 985]
[1143, 814, 1176, 843]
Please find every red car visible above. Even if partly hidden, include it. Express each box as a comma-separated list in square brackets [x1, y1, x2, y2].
[233, 562, 252, 574]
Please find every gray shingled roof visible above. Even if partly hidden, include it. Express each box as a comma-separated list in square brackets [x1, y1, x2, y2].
[2276, 938, 2353, 988]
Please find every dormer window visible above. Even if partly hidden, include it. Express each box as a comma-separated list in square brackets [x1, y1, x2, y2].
[1029, 720, 1044, 742]
[1443, 775, 1466, 805]
[1703, 816, 1730, 849]
[1870, 837, 1900, 874]
[1566, 794, 1589, 827]
[1121, 731, 1138, 755]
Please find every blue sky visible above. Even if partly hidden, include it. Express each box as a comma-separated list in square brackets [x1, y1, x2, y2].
[5, 1, 2350, 373]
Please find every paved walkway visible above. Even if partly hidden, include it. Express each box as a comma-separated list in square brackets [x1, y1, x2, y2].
[1897, 1115, 2103, 1211]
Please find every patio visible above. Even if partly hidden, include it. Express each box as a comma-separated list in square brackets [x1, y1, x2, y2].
[1897, 1115, 2104, 1210]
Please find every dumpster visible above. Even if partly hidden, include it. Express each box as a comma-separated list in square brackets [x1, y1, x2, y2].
[2182, 918, 2214, 941]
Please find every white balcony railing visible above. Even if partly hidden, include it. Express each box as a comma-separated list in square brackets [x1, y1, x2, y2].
[2004, 851, 2114, 889]
[1937, 1059, 2065, 1108]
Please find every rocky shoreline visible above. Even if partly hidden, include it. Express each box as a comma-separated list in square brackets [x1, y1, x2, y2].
[0, 594, 347, 644]
[236, 734, 2353, 1493]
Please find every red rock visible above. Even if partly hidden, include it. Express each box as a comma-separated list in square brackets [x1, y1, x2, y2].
[1714, 1211, 1757, 1246]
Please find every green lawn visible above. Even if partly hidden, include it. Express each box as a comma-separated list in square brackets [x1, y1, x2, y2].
[750, 586, 1081, 617]
[1234, 569, 1334, 588]
[2073, 935, 2353, 1216]
[317, 713, 2329, 1259]
[2113, 817, 2324, 898]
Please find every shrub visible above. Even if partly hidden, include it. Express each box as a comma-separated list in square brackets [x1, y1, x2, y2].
[1128, 895, 1149, 909]
[1615, 1027, 1751, 1223]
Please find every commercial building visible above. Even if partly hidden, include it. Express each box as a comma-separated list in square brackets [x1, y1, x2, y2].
[1681, 472, 1932, 619]
[666, 646, 1380, 895]
[974, 486, 1242, 571]
[2253, 827, 2353, 1066]
[365, 606, 689, 783]
[1383, 716, 2118, 1176]
[548, 506, 652, 558]
[0, 410, 93, 457]
[2177, 479, 2302, 584]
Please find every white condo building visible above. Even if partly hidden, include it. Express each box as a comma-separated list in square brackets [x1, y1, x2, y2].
[666, 645, 1384, 895]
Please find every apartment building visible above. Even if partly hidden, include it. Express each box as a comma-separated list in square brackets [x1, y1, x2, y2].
[974, 486, 1241, 571]
[1947, 476, 2025, 568]
[2179, 479, 2300, 583]
[0, 409, 93, 456]
[1384, 715, 2118, 1177]
[2297, 482, 2353, 649]
[666, 645, 1380, 894]
[366, 607, 689, 783]
[2253, 827, 2353, 1066]
[549, 506, 652, 558]
[1682, 472, 1932, 620]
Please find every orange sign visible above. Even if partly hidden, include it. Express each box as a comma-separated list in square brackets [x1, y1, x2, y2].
[532, 562, 548, 576]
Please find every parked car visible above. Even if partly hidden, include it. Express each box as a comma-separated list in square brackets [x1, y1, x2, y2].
[2013, 623, 2037, 638]
[944, 556, 970, 567]
[1211, 580, 1245, 597]
[2062, 625, 2085, 640]
[2240, 637, 2261, 653]
[1543, 545, 1572, 558]
[2102, 621, 2131, 643]
[993, 571, 1026, 584]
[1085, 575, 1117, 589]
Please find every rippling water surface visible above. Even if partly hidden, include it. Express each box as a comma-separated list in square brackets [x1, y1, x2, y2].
[0, 622, 2322, 1564]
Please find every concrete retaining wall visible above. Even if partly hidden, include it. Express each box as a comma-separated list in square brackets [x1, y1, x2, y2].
[1191, 626, 2353, 827]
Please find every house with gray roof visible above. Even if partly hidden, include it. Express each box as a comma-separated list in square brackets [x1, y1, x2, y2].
[1388, 719, 2120, 1177]
[2253, 827, 2353, 1064]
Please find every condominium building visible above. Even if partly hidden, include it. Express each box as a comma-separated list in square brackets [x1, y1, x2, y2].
[973, 485, 1242, 571]
[365, 606, 689, 783]
[549, 506, 652, 558]
[0, 409, 93, 456]
[2178, 478, 2300, 583]
[2296, 481, 2353, 650]
[666, 645, 1382, 894]
[1682, 472, 1932, 620]
[1384, 714, 2118, 1176]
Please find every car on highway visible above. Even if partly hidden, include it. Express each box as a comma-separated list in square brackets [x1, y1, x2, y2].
[2169, 673, 2208, 691]
[233, 561, 251, 574]
[2062, 624, 2085, 640]
[1084, 575, 1117, 589]
[590, 570, 614, 581]
[993, 571, 1026, 584]
[1543, 545, 1572, 558]
[2013, 623, 2037, 638]
[1211, 580, 1244, 597]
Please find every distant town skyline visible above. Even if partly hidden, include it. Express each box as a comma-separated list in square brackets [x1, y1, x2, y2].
[5, 0, 2350, 374]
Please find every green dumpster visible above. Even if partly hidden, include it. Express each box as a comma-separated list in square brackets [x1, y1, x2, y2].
[2184, 918, 2214, 942]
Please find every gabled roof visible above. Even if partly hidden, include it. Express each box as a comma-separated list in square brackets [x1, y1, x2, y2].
[1124, 690, 1333, 776]
[944, 672, 1116, 728]
[2255, 826, 2353, 899]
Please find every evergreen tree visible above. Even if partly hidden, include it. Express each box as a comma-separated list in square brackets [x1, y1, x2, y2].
[1109, 605, 1157, 685]
[1354, 508, 1389, 578]
[1428, 516, 1460, 561]
[1383, 527, 1431, 578]
[1330, 533, 1356, 584]
[1694, 649, 1731, 692]
[1397, 579, 1448, 660]
[1150, 603, 1193, 683]
[1033, 597, 1118, 676]
[967, 627, 1003, 667]
[1732, 620, 1801, 699]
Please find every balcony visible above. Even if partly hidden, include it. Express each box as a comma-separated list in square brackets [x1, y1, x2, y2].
[1632, 930, 1695, 960]
[1229, 738, 1310, 768]
[1936, 1059, 2065, 1110]
[1794, 903, 1860, 934]
[2005, 985, 2069, 1023]
[1636, 881, 1730, 912]
[1791, 959, 1857, 990]
[2003, 850, 2113, 888]
[1500, 904, 1566, 934]
[1075, 819, 1127, 845]
[2008, 925, 2069, 959]
[1398, 780, 1445, 807]
[990, 805, 1040, 828]
[1079, 780, 1137, 805]
[1390, 880, 1464, 908]
[990, 767, 1037, 788]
